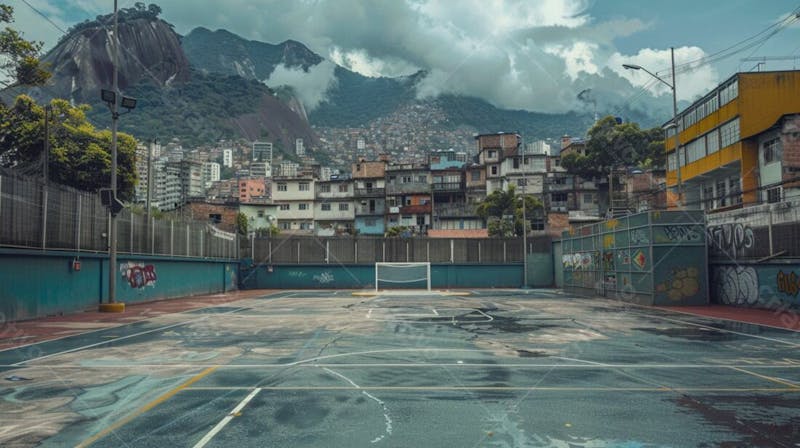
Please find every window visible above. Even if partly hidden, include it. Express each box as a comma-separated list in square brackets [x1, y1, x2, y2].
[298, 203, 308, 210]
[706, 129, 720, 154]
[338, 184, 349, 192]
[531, 218, 545, 231]
[729, 176, 742, 205]
[401, 176, 412, 183]
[319, 184, 331, 193]
[720, 118, 740, 148]
[552, 192, 568, 202]
[209, 213, 222, 224]
[513, 158, 520, 169]
[365, 218, 376, 226]
[703, 183, 715, 210]
[490, 166, 498, 175]
[717, 179, 728, 207]
[418, 175, 427, 183]
[279, 204, 290, 210]
[257, 210, 264, 217]
[678, 147, 686, 167]
[767, 187, 783, 203]
[321, 203, 331, 211]
[277, 183, 287, 192]
[687, 137, 706, 164]
[339, 203, 349, 211]
[279, 222, 291, 230]
[720, 79, 738, 106]
[583, 193, 594, 204]
[763, 138, 781, 164]
[299, 182, 310, 191]
[668, 153, 676, 171]
[488, 150, 497, 159]
[471, 170, 481, 181]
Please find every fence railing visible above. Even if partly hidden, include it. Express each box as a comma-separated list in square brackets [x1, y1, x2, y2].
[0, 170, 238, 258]
[241, 235, 552, 264]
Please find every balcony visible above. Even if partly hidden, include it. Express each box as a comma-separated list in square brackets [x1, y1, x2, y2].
[399, 204, 432, 215]
[355, 205, 385, 216]
[432, 182, 463, 193]
[354, 187, 385, 197]
[433, 203, 476, 217]
[386, 183, 430, 195]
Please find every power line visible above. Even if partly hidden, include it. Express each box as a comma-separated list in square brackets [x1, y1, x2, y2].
[19, 0, 67, 34]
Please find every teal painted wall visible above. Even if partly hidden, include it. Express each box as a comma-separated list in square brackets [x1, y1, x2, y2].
[710, 261, 800, 312]
[240, 264, 524, 289]
[0, 249, 237, 321]
[527, 253, 553, 287]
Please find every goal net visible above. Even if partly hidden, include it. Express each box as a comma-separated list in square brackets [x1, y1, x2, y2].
[375, 262, 431, 291]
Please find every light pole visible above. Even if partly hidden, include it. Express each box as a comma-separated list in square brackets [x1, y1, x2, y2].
[99, 0, 137, 312]
[521, 145, 528, 288]
[623, 47, 682, 208]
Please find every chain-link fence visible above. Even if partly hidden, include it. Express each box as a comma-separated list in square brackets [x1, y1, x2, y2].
[242, 234, 552, 264]
[0, 170, 238, 258]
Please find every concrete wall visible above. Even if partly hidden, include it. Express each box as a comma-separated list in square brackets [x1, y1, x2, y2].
[0, 248, 238, 321]
[710, 260, 800, 311]
[239, 263, 524, 290]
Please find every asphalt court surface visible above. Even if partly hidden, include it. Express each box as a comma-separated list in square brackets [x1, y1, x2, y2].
[1, 289, 800, 447]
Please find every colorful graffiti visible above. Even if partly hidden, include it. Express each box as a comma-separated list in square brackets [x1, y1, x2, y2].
[630, 229, 649, 245]
[707, 222, 754, 258]
[776, 270, 800, 298]
[656, 267, 701, 301]
[120, 262, 157, 289]
[632, 250, 647, 270]
[712, 266, 758, 306]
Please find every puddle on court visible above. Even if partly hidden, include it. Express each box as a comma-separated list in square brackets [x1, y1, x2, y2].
[632, 326, 741, 342]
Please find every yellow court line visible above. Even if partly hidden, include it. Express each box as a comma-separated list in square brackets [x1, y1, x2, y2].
[729, 366, 800, 389]
[76, 366, 218, 448]
[182, 385, 800, 392]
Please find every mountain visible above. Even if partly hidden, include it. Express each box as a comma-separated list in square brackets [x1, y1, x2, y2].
[182, 27, 322, 80]
[19, 10, 318, 149]
[181, 28, 608, 140]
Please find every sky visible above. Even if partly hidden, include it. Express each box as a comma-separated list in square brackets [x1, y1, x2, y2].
[9, 0, 800, 117]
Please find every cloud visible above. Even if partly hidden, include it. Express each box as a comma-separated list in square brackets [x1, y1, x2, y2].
[24, 0, 729, 116]
[265, 60, 338, 111]
[608, 46, 719, 103]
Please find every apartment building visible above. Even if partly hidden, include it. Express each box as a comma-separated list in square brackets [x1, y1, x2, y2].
[665, 70, 800, 210]
[385, 164, 431, 232]
[272, 176, 315, 233]
[430, 150, 482, 230]
[352, 157, 388, 235]
[238, 178, 268, 203]
[314, 179, 355, 236]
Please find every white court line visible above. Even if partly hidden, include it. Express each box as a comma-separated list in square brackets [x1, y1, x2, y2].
[8, 363, 800, 369]
[640, 314, 800, 348]
[192, 387, 262, 448]
[322, 367, 392, 443]
[10, 306, 251, 366]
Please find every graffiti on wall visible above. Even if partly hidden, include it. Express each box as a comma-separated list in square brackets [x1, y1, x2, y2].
[630, 229, 649, 245]
[776, 270, 800, 298]
[657, 225, 702, 243]
[707, 223, 754, 258]
[712, 266, 759, 306]
[120, 262, 157, 289]
[656, 267, 701, 301]
[313, 271, 335, 284]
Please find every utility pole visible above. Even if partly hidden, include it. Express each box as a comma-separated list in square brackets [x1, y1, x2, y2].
[145, 138, 155, 245]
[521, 144, 528, 289]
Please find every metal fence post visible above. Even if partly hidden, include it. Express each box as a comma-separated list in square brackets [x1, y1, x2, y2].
[297, 240, 301, 264]
[427, 240, 430, 262]
[326, 240, 330, 264]
[41, 184, 48, 249]
[186, 224, 190, 256]
[200, 229, 204, 258]
[406, 241, 410, 262]
[130, 212, 134, 254]
[75, 195, 82, 251]
[354, 240, 358, 264]
[150, 217, 155, 254]
[382, 241, 386, 262]
[768, 207, 774, 256]
[450, 239, 454, 263]
[478, 241, 481, 263]
[503, 241, 507, 263]
[170, 220, 174, 256]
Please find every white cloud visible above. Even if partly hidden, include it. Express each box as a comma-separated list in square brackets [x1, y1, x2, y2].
[544, 41, 599, 80]
[265, 61, 338, 111]
[607, 46, 719, 103]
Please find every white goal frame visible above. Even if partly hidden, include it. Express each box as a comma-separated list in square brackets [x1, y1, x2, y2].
[375, 262, 431, 291]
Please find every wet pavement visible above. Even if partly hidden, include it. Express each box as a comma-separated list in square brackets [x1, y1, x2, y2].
[1, 289, 799, 447]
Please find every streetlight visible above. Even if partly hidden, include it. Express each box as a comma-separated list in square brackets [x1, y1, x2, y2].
[99, 0, 137, 313]
[622, 47, 682, 208]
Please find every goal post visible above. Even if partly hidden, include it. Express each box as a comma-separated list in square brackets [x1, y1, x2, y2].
[375, 262, 431, 291]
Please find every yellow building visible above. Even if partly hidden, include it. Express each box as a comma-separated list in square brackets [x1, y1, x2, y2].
[666, 70, 800, 210]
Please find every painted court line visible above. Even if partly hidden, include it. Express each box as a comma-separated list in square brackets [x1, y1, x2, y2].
[76, 366, 218, 448]
[644, 314, 800, 348]
[11, 306, 251, 366]
[322, 367, 392, 443]
[5, 363, 800, 369]
[181, 386, 800, 392]
[729, 366, 800, 389]
[192, 387, 262, 448]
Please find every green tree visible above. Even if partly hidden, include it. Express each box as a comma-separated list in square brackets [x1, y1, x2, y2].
[476, 185, 543, 237]
[560, 115, 665, 179]
[0, 4, 50, 87]
[236, 212, 248, 235]
[0, 96, 138, 198]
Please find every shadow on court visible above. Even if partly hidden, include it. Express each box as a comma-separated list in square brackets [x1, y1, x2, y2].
[1, 289, 799, 447]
